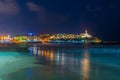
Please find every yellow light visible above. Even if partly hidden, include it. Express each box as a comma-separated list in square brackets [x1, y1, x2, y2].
[81, 50, 90, 80]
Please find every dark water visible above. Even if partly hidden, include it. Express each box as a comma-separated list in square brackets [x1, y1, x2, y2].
[0, 45, 120, 80]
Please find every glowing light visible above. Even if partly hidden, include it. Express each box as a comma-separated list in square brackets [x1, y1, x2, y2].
[81, 50, 90, 80]
[33, 47, 37, 55]
[81, 30, 92, 38]
[94, 38, 102, 43]
[28, 33, 33, 36]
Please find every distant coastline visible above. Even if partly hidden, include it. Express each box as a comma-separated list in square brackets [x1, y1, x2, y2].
[102, 41, 120, 45]
[0, 41, 120, 49]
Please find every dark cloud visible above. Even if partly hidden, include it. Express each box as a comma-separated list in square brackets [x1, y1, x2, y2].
[26, 2, 46, 13]
[0, 0, 20, 15]
[26, 2, 69, 27]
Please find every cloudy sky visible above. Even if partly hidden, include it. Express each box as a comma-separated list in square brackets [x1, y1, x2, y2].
[0, 0, 119, 41]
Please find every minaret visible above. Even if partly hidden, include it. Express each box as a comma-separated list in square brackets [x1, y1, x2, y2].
[85, 30, 88, 34]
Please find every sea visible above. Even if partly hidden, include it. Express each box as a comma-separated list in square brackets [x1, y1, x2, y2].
[0, 44, 120, 80]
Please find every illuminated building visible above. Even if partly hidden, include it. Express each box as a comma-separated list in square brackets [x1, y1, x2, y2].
[48, 30, 101, 44]
[94, 38, 102, 43]
[0, 34, 12, 43]
[0, 30, 102, 44]
[13, 35, 40, 43]
[81, 30, 92, 38]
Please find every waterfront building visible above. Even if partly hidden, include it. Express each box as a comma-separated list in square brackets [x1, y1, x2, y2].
[80, 30, 92, 38]
[0, 30, 102, 44]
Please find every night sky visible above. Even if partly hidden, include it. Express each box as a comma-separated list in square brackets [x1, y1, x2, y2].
[0, 0, 120, 41]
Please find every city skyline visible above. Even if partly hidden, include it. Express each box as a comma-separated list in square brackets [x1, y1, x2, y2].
[0, 30, 102, 44]
[0, 0, 119, 41]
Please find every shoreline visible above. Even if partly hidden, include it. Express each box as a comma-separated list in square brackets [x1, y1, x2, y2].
[0, 42, 119, 50]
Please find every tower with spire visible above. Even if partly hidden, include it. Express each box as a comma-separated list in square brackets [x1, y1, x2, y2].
[81, 30, 92, 38]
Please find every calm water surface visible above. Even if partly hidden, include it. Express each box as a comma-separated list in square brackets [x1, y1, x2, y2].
[0, 45, 120, 80]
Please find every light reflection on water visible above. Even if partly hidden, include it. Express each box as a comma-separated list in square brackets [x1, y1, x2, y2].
[1, 45, 120, 80]
[28, 45, 120, 80]
[81, 50, 90, 80]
